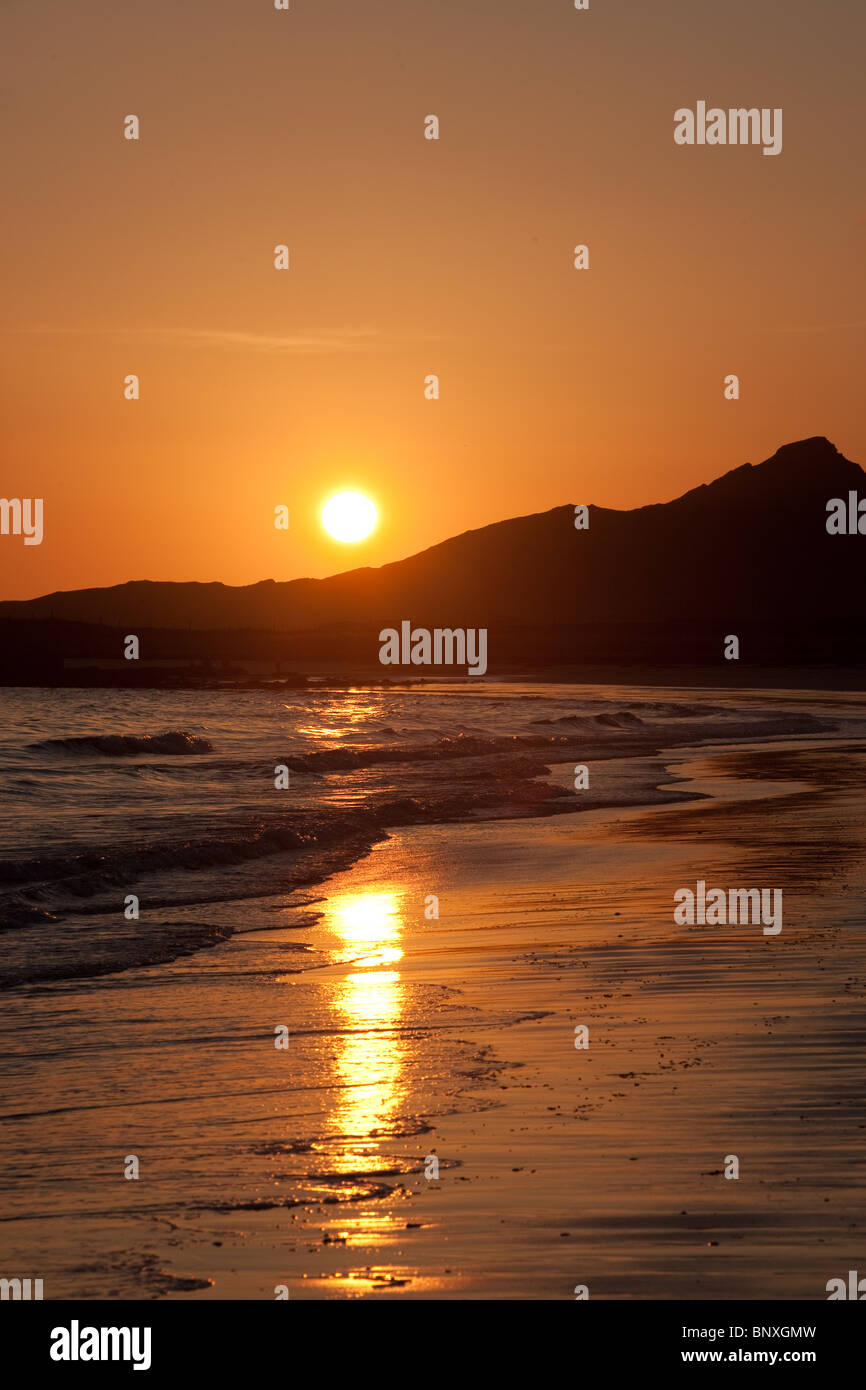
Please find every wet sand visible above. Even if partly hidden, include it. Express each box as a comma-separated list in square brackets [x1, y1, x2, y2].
[2, 735, 865, 1299]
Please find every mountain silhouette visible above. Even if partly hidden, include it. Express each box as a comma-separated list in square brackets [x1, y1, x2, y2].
[2, 437, 864, 680]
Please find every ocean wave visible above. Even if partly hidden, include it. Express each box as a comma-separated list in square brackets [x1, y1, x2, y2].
[529, 710, 644, 729]
[0, 919, 232, 990]
[30, 730, 213, 757]
[0, 821, 310, 892]
[0, 701, 837, 984]
[282, 731, 576, 774]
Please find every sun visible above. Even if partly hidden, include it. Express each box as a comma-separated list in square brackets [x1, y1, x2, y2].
[321, 490, 377, 543]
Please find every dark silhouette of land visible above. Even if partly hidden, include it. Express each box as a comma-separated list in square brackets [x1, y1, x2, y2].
[2, 437, 864, 685]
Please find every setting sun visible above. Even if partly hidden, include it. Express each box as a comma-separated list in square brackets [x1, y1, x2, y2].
[321, 491, 378, 543]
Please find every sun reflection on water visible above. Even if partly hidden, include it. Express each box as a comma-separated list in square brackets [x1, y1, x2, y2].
[291, 691, 383, 742]
[323, 889, 407, 1152]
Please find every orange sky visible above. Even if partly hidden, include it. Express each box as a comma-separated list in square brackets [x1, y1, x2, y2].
[2, 0, 864, 600]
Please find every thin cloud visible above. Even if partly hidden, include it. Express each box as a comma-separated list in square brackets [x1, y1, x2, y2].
[758, 320, 866, 335]
[3, 326, 381, 354]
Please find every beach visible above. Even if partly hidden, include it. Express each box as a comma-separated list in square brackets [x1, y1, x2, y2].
[1, 686, 865, 1299]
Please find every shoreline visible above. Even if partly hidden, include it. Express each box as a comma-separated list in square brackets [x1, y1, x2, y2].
[0, 701, 836, 979]
[3, 728, 865, 1298]
[2, 666, 866, 693]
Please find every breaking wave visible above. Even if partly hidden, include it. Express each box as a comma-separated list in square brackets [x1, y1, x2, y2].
[31, 730, 213, 757]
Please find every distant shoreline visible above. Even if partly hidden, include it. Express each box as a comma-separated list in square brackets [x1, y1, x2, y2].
[2, 665, 865, 692]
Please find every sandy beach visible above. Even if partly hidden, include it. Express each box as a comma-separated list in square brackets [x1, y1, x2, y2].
[3, 705, 865, 1300]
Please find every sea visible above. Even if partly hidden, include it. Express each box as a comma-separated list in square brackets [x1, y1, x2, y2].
[0, 680, 856, 987]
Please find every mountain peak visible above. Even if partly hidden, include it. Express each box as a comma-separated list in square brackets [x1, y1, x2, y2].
[672, 436, 860, 511]
[745, 435, 861, 494]
[754, 435, 845, 478]
[769, 435, 838, 460]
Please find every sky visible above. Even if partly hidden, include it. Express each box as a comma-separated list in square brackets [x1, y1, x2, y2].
[1, 0, 864, 600]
